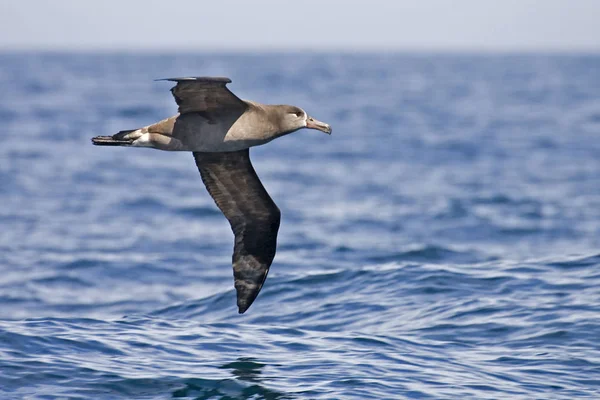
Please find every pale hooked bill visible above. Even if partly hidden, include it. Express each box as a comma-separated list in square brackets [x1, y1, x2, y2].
[92, 77, 332, 313]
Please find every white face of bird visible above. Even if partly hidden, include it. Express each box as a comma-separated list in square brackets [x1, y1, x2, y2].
[285, 107, 307, 127]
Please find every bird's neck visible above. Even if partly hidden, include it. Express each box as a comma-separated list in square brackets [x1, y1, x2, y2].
[247, 102, 301, 138]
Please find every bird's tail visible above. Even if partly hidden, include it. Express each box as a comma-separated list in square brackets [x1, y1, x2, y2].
[91, 130, 137, 146]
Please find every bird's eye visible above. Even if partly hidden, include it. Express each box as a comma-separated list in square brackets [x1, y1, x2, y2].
[295, 112, 303, 118]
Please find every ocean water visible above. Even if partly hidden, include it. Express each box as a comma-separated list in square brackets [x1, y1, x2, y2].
[0, 52, 599, 399]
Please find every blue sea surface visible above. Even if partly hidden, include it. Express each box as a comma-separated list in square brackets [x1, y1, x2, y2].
[0, 52, 599, 399]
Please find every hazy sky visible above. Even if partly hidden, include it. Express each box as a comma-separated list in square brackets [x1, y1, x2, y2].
[1, 0, 599, 52]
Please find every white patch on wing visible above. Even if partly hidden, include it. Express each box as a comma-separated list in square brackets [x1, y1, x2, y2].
[132, 133, 153, 147]
[121, 129, 142, 140]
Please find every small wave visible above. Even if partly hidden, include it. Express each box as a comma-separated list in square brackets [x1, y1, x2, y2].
[174, 205, 222, 218]
[547, 253, 600, 269]
[149, 290, 234, 319]
[116, 105, 158, 119]
[120, 196, 166, 211]
[367, 244, 491, 264]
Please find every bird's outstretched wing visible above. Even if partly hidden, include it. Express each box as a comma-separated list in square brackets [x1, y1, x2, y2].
[158, 76, 247, 116]
[158, 77, 249, 147]
[193, 150, 281, 313]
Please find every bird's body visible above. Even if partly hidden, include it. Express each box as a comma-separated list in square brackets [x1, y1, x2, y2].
[92, 77, 331, 313]
[103, 101, 300, 152]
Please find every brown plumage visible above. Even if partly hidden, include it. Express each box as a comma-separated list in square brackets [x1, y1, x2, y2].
[92, 77, 331, 313]
[194, 150, 280, 313]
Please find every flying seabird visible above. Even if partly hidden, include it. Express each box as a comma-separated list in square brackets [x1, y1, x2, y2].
[91, 77, 332, 313]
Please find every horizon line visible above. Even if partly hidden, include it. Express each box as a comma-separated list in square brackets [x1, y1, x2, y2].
[1, 46, 599, 56]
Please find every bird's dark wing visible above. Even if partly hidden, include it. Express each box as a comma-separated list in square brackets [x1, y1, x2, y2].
[158, 77, 247, 116]
[193, 150, 281, 313]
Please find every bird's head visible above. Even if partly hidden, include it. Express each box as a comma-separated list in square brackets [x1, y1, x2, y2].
[277, 105, 332, 135]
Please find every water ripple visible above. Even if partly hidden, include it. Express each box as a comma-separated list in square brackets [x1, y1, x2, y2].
[1, 53, 600, 399]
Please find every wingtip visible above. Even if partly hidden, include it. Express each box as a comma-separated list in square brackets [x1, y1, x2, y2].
[235, 281, 266, 314]
[91, 136, 134, 146]
[237, 300, 251, 314]
[155, 76, 232, 83]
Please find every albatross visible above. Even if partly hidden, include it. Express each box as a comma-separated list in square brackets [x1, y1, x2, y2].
[91, 77, 332, 313]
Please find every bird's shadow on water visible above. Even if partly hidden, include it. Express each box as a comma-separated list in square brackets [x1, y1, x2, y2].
[171, 357, 292, 400]
[218, 357, 268, 384]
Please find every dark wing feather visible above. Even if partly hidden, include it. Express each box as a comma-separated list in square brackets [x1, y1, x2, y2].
[158, 77, 247, 116]
[193, 150, 281, 313]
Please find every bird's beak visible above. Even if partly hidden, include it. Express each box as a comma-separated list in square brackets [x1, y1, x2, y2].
[306, 116, 332, 134]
